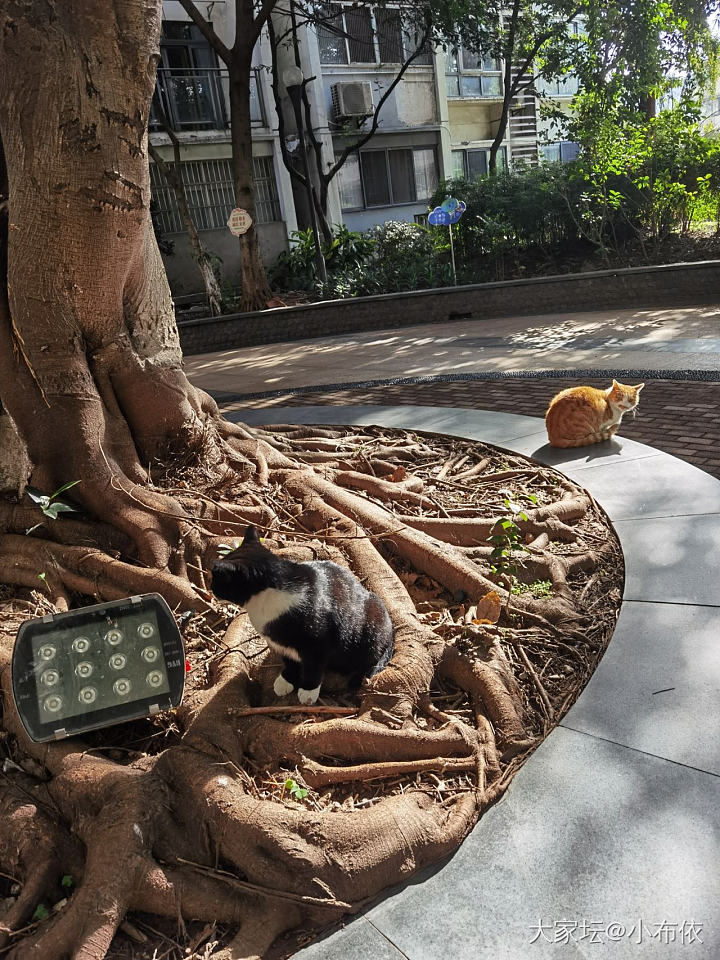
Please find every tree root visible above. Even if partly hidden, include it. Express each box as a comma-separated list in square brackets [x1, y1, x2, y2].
[0, 420, 621, 958]
[301, 756, 478, 788]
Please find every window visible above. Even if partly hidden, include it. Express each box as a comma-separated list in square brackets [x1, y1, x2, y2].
[317, 3, 432, 65]
[540, 141, 580, 164]
[445, 45, 502, 98]
[160, 21, 217, 71]
[153, 21, 230, 131]
[149, 157, 281, 233]
[337, 147, 438, 210]
[452, 147, 507, 179]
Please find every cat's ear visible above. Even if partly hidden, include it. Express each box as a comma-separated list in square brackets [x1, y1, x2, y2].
[635, 383, 645, 391]
[242, 525, 260, 546]
[612, 379, 620, 388]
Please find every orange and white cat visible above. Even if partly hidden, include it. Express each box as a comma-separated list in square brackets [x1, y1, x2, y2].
[545, 380, 644, 448]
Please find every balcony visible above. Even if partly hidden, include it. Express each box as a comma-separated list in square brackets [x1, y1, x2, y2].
[150, 67, 266, 133]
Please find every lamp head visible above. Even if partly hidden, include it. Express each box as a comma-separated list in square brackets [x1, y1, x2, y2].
[283, 65, 304, 89]
[12, 594, 186, 742]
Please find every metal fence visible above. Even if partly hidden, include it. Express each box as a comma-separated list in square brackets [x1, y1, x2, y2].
[150, 156, 281, 233]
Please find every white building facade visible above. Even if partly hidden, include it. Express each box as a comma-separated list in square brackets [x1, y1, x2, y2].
[150, 1, 579, 296]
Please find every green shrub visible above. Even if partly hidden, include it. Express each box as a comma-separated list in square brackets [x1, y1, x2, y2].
[430, 166, 584, 281]
[272, 221, 452, 297]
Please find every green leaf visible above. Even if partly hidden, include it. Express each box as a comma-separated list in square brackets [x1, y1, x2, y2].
[37, 572, 47, 582]
[61, 875, 73, 888]
[43, 502, 80, 520]
[33, 904, 50, 920]
[284, 778, 295, 791]
[26, 486, 51, 509]
[50, 479, 81, 500]
[292, 787, 308, 800]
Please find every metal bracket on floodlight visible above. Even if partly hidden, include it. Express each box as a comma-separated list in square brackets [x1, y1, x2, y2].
[12, 594, 185, 742]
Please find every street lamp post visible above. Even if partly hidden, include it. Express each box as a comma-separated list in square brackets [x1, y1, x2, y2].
[282, 65, 327, 285]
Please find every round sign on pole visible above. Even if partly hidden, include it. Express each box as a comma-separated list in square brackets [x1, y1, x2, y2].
[227, 208, 253, 236]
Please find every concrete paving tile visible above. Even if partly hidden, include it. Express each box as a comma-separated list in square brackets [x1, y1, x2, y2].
[294, 917, 405, 960]
[364, 727, 720, 960]
[564, 602, 720, 774]
[232, 405, 544, 444]
[615, 515, 720, 606]
[548, 453, 720, 520]
[233, 407, 662, 478]
[504, 433, 659, 467]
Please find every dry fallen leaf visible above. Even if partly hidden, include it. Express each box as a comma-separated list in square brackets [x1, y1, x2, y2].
[474, 590, 501, 624]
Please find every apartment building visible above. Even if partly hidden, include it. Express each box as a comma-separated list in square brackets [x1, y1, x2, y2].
[150, 1, 578, 295]
[149, 2, 297, 295]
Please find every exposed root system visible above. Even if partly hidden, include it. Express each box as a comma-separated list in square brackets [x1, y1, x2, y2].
[0, 425, 622, 959]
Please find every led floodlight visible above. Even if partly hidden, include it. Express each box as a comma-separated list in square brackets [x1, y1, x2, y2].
[12, 594, 185, 742]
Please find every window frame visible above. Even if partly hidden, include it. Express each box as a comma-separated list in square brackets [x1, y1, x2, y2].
[451, 146, 508, 179]
[445, 43, 503, 100]
[317, 3, 433, 67]
[336, 146, 438, 212]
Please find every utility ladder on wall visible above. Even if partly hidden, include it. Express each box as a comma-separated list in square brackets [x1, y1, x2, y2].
[508, 64, 539, 165]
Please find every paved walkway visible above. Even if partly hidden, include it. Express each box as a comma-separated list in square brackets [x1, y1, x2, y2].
[184, 304, 720, 394]
[184, 303, 720, 479]
[234, 405, 720, 960]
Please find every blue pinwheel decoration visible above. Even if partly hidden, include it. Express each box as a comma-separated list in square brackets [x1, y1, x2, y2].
[428, 196, 467, 226]
[427, 196, 466, 285]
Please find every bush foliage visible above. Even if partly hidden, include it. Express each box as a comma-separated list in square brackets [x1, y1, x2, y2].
[271, 115, 720, 298]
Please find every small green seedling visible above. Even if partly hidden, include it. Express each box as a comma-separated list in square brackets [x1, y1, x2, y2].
[26, 480, 82, 532]
[33, 903, 49, 921]
[61, 875, 73, 890]
[488, 498, 530, 581]
[283, 777, 308, 801]
[37, 572, 47, 582]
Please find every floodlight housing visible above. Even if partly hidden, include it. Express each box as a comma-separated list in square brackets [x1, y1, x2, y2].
[12, 594, 185, 742]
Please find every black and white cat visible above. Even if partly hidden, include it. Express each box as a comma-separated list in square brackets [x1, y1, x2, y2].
[210, 526, 394, 704]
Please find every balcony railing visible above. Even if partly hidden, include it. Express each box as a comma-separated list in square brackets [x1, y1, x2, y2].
[150, 67, 266, 132]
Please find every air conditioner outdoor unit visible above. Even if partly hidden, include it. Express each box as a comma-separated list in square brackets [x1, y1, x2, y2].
[331, 81, 373, 118]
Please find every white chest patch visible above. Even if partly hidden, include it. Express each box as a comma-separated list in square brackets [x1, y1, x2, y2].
[245, 587, 305, 640]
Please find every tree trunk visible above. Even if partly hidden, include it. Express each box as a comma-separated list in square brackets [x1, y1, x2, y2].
[229, 51, 272, 312]
[0, 0, 225, 575]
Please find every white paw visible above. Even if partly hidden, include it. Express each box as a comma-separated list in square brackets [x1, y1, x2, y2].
[274, 673, 295, 697]
[297, 685, 321, 705]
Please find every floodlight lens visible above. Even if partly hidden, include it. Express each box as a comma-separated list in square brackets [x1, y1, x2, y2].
[14, 593, 185, 742]
[113, 678, 131, 696]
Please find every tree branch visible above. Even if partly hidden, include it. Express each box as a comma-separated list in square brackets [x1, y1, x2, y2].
[177, 0, 232, 63]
